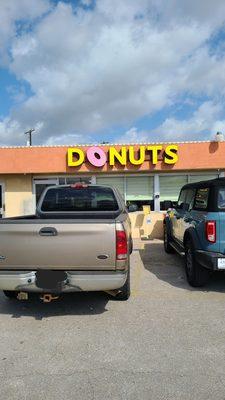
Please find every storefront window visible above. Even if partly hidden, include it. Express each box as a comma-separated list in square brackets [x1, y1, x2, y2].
[189, 174, 218, 183]
[34, 180, 58, 203]
[96, 177, 125, 199]
[126, 176, 154, 211]
[59, 177, 92, 185]
[34, 173, 220, 212]
[159, 175, 188, 210]
[0, 185, 3, 218]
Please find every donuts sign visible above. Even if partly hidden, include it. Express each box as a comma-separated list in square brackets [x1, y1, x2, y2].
[67, 145, 178, 168]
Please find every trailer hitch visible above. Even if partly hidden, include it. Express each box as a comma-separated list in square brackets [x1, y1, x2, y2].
[40, 294, 60, 303]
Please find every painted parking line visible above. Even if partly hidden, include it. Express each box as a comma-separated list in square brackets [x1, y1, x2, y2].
[131, 251, 144, 298]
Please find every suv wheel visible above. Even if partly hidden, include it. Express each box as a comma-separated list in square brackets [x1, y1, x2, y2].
[164, 225, 174, 254]
[185, 239, 211, 287]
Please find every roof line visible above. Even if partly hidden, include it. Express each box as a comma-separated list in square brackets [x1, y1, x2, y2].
[0, 140, 219, 148]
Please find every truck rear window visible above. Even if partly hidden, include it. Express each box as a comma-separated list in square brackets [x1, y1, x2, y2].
[194, 188, 209, 210]
[218, 188, 225, 209]
[41, 186, 119, 212]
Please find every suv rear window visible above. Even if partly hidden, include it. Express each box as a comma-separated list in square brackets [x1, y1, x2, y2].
[218, 188, 225, 209]
[41, 186, 119, 212]
[194, 188, 209, 210]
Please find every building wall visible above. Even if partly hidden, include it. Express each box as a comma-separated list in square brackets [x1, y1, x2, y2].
[3, 175, 34, 217]
[0, 141, 224, 174]
[129, 211, 164, 239]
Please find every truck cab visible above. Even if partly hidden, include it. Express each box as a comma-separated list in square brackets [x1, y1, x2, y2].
[164, 178, 225, 287]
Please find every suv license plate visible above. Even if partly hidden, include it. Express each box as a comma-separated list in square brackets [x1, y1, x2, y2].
[218, 259, 225, 269]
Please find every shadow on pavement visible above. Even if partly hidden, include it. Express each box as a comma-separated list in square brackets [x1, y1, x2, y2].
[0, 291, 109, 320]
[140, 240, 225, 293]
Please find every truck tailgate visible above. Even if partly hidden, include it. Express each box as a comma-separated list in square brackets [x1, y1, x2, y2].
[0, 221, 116, 270]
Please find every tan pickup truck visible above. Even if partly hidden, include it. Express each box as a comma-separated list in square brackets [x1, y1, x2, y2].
[0, 184, 132, 301]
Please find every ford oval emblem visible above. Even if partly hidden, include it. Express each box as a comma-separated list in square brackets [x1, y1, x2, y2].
[97, 255, 109, 260]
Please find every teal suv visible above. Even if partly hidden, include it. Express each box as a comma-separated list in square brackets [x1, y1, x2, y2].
[164, 178, 225, 287]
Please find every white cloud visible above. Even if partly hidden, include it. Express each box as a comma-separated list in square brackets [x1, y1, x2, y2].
[118, 127, 150, 143]
[0, 0, 50, 65]
[1, 0, 225, 144]
[153, 101, 223, 140]
[44, 132, 91, 146]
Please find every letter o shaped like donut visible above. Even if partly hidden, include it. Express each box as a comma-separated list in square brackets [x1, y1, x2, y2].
[86, 146, 107, 167]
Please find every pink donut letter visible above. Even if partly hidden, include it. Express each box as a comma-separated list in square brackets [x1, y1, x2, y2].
[86, 146, 107, 167]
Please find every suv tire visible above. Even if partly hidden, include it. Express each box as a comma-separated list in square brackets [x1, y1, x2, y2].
[114, 264, 130, 301]
[185, 239, 211, 287]
[164, 225, 174, 254]
[3, 290, 18, 299]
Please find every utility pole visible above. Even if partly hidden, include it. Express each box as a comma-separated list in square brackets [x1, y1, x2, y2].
[24, 129, 35, 146]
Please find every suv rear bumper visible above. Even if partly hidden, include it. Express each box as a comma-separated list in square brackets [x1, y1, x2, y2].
[0, 270, 127, 292]
[195, 250, 225, 271]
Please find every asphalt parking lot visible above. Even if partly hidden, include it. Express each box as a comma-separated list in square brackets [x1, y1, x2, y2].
[1, 239, 225, 400]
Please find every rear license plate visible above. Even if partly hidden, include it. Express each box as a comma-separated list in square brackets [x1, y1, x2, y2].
[36, 270, 67, 290]
[218, 259, 225, 269]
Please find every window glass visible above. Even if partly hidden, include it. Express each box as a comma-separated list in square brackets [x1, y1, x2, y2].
[218, 188, 225, 209]
[194, 188, 209, 210]
[58, 178, 66, 185]
[35, 184, 57, 203]
[126, 176, 154, 211]
[96, 177, 125, 199]
[185, 189, 196, 210]
[126, 177, 154, 200]
[0, 186, 2, 218]
[177, 189, 187, 208]
[66, 177, 91, 185]
[159, 175, 188, 202]
[41, 186, 119, 212]
[189, 174, 217, 183]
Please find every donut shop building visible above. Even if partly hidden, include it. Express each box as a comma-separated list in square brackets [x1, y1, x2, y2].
[0, 140, 224, 237]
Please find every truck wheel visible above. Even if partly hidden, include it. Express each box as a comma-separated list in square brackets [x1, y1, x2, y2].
[184, 239, 211, 287]
[3, 290, 18, 299]
[164, 225, 174, 254]
[115, 265, 130, 301]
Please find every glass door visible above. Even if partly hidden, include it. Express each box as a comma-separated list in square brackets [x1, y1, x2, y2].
[0, 183, 5, 218]
[34, 179, 59, 204]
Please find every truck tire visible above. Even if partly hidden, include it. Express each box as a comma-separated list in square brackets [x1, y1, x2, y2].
[3, 290, 18, 299]
[164, 224, 174, 254]
[115, 264, 130, 300]
[184, 239, 211, 287]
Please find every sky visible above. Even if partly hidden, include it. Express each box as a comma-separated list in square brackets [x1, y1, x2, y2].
[1, 0, 225, 146]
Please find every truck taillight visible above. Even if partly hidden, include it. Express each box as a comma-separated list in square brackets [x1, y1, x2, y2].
[206, 221, 216, 243]
[116, 230, 128, 260]
[71, 182, 88, 189]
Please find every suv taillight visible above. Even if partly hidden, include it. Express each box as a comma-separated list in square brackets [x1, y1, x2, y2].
[116, 230, 128, 260]
[206, 221, 216, 243]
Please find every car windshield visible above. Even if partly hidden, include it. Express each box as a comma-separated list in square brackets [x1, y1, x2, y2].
[41, 186, 119, 212]
[218, 188, 225, 209]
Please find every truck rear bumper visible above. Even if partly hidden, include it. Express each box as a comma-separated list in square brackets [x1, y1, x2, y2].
[195, 250, 225, 271]
[0, 270, 127, 292]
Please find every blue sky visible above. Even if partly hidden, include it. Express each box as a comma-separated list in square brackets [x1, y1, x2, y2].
[1, 0, 225, 146]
